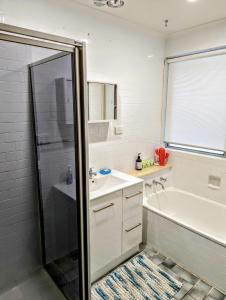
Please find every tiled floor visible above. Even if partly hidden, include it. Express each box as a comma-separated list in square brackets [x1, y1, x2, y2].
[143, 244, 226, 300]
[1, 245, 226, 300]
[46, 252, 80, 300]
[0, 253, 80, 300]
[0, 269, 66, 300]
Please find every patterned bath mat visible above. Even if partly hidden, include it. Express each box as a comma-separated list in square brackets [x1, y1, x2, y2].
[91, 252, 182, 300]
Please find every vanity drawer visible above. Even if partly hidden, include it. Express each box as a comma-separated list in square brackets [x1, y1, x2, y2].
[122, 214, 142, 253]
[123, 183, 143, 220]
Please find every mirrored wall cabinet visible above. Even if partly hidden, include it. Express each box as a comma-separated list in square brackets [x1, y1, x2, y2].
[88, 82, 117, 122]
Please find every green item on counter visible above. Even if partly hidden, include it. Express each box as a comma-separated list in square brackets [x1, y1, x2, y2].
[142, 159, 154, 169]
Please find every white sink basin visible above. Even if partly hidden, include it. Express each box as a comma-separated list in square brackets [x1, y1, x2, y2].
[54, 169, 143, 201]
[89, 170, 143, 199]
[89, 175, 126, 193]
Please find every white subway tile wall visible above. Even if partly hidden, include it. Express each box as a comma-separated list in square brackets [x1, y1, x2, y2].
[85, 20, 165, 171]
[169, 150, 226, 205]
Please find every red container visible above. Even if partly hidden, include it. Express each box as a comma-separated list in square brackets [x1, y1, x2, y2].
[155, 148, 169, 166]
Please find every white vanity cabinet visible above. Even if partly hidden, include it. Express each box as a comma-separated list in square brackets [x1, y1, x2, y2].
[90, 190, 122, 275]
[54, 169, 143, 282]
[90, 182, 143, 281]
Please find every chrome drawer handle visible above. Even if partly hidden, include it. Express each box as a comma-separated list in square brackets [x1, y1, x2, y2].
[125, 223, 142, 233]
[125, 191, 142, 199]
[93, 203, 114, 213]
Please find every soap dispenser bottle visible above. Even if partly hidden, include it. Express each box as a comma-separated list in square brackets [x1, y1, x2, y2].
[66, 165, 73, 185]
[135, 153, 142, 170]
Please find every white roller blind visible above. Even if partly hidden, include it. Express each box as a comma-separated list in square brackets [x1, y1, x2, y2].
[165, 52, 226, 152]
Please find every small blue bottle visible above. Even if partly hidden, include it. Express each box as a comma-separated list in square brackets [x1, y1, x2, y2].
[66, 165, 73, 185]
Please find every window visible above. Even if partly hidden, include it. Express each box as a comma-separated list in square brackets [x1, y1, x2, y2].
[164, 49, 226, 156]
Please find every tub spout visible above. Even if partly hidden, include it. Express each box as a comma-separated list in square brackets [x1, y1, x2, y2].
[152, 179, 165, 190]
[145, 182, 152, 188]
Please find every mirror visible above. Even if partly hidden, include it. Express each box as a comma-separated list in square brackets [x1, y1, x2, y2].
[88, 82, 117, 121]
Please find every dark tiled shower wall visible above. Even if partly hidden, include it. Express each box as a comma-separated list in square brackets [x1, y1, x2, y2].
[0, 40, 59, 291]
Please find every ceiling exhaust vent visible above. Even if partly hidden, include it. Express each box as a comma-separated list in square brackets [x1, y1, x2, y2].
[94, 0, 124, 8]
[107, 0, 124, 8]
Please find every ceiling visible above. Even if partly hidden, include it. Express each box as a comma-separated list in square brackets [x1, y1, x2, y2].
[74, 0, 226, 34]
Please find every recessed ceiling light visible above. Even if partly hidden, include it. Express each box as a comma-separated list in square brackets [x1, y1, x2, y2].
[187, 0, 198, 2]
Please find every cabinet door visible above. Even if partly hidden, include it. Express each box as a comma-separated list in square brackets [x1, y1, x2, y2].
[90, 190, 122, 275]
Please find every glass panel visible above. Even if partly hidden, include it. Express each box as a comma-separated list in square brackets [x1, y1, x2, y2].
[88, 82, 117, 121]
[30, 52, 80, 300]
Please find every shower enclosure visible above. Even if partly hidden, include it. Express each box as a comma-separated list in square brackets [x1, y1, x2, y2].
[30, 52, 79, 299]
[0, 24, 89, 300]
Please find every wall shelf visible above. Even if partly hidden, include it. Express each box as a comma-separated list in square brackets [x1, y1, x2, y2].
[129, 164, 172, 178]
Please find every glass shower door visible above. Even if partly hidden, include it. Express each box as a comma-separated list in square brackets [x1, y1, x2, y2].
[30, 52, 84, 300]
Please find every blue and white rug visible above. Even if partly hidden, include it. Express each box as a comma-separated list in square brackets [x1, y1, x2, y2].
[91, 252, 182, 300]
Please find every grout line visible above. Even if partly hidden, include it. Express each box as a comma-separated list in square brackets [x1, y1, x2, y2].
[143, 244, 226, 297]
[187, 295, 198, 300]
[180, 286, 193, 300]
[145, 245, 226, 300]
[207, 286, 214, 297]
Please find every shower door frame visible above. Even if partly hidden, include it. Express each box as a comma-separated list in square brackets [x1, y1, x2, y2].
[0, 23, 90, 300]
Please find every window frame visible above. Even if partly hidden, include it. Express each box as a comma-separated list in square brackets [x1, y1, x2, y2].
[162, 46, 226, 158]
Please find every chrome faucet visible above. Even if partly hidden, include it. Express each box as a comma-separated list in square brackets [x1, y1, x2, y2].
[160, 176, 167, 183]
[145, 182, 152, 188]
[89, 167, 97, 180]
[152, 179, 165, 190]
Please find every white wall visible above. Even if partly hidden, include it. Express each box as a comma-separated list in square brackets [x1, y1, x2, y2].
[166, 20, 226, 205]
[166, 19, 226, 57]
[0, 0, 165, 173]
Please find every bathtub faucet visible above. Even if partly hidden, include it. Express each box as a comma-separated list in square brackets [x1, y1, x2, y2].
[145, 182, 152, 188]
[152, 179, 165, 190]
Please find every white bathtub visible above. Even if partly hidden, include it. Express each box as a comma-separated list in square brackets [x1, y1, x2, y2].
[143, 187, 226, 293]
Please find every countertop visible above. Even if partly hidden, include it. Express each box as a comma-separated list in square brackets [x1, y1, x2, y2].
[54, 169, 143, 201]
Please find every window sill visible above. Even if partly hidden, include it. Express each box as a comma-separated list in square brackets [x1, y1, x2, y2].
[166, 146, 226, 160]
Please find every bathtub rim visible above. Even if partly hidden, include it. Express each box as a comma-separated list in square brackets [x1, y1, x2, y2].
[143, 187, 226, 248]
